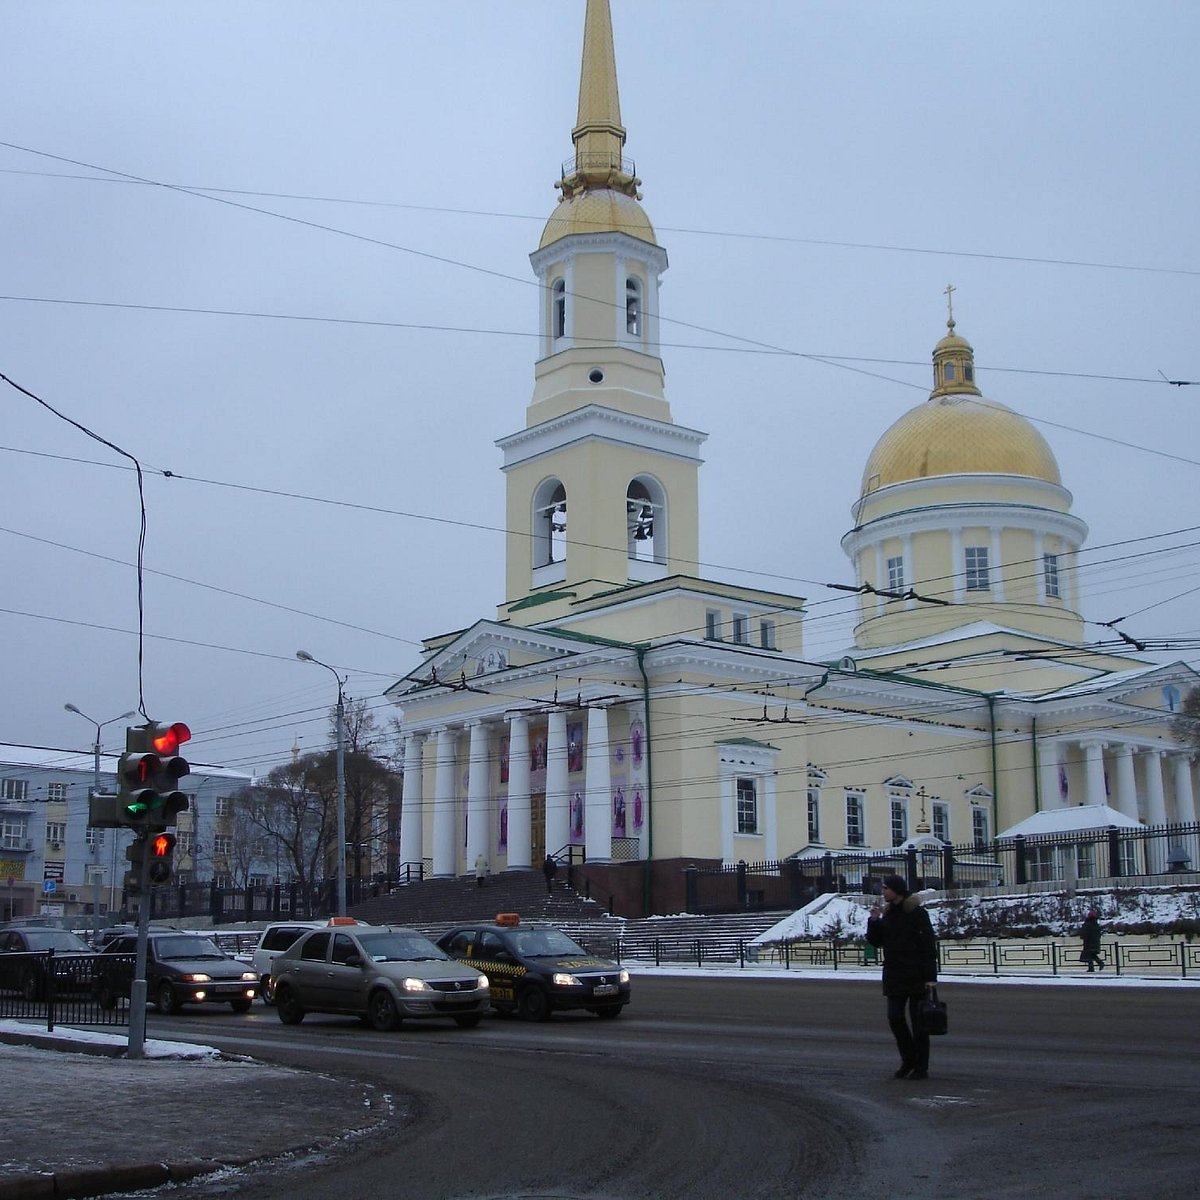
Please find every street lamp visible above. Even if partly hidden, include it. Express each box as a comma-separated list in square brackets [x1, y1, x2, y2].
[64, 703, 136, 922]
[296, 650, 347, 917]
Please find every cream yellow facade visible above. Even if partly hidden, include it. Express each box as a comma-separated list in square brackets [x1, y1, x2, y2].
[385, 0, 1197, 914]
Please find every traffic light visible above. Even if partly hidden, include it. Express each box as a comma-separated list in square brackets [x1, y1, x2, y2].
[116, 722, 192, 827]
[148, 831, 177, 886]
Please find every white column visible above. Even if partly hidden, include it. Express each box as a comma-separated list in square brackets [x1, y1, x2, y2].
[399, 733, 424, 870]
[1172, 755, 1196, 823]
[545, 710, 570, 854]
[873, 544, 886, 615]
[584, 706, 613, 862]
[902, 534, 915, 609]
[950, 529, 964, 602]
[1033, 532, 1046, 602]
[465, 721, 490, 872]
[1081, 740, 1106, 808]
[763, 769, 778, 861]
[720, 769, 735, 863]
[1038, 739, 1062, 810]
[990, 528, 1005, 601]
[1143, 750, 1168, 826]
[1113, 744, 1138, 820]
[432, 728, 458, 877]
[506, 715, 532, 870]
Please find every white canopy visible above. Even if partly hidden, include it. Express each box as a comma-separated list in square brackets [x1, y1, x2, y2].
[998, 803, 1141, 840]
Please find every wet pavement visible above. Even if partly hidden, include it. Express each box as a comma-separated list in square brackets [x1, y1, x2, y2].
[0, 1022, 393, 1199]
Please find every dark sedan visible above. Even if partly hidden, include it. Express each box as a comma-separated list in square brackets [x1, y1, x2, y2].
[0, 926, 94, 1000]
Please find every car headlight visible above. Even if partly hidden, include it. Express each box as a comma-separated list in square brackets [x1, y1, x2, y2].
[241, 972, 257, 982]
[400, 977, 434, 993]
[477, 975, 489, 990]
[552, 972, 581, 987]
[618, 969, 630, 984]
[181, 973, 212, 983]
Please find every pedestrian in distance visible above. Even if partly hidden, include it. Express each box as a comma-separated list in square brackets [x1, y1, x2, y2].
[542, 853, 558, 894]
[475, 853, 488, 888]
[865, 874, 939, 1081]
[1079, 910, 1105, 971]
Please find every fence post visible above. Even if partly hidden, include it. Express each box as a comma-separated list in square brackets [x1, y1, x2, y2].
[1014, 834, 1027, 886]
[905, 847, 918, 893]
[1107, 826, 1122, 879]
[991, 941, 1000, 975]
[821, 852, 834, 896]
[1051, 941, 1058, 976]
[209, 879, 220, 925]
[736, 860, 748, 911]
[942, 843, 955, 890]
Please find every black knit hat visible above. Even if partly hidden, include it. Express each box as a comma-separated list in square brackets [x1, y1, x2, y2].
[881, 874, 910, 896]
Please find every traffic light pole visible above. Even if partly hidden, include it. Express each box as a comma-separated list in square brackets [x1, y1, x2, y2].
[127, 833, 152, 1060]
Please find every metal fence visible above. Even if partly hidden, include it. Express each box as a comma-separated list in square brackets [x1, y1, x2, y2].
[0, 951, 128, 1031]
[131, 877, 385, 926]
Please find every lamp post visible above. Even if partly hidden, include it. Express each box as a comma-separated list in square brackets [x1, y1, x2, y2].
[296, 651, 347, 917]
[64, 703, 136, 925]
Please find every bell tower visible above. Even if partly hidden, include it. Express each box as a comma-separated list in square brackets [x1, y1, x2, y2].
[497, 0, 705, 617]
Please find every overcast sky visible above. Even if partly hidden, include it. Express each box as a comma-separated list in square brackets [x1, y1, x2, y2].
[4, 2, 1197, 779]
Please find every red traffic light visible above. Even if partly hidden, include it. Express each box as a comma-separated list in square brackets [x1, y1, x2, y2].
[151, 723, 191, 755]
[152, 832, 177, 858]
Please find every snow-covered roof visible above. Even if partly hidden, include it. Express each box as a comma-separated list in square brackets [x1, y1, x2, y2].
[1034, 661, 1192, 701]
[997, 803, 1141, 840]
[837, 620, 1077, 661]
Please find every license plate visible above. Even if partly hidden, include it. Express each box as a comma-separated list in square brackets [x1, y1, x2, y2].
[592, 983, 618, 996]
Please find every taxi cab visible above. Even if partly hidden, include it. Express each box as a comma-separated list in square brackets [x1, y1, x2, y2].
[437, 914, 629, 1021]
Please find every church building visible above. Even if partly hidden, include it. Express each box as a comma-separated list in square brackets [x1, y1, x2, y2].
[385, 0, 1197, 915]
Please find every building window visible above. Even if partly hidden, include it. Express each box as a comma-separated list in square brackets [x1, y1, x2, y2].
[249, 873, 270, 888]
[887, 555, 904, 593]
[1, 779, 29, 802]
[552, 279, 566, 339]
[736, 777, 758, 834]
[845, 792, 865, 847]
[890, 798, 908, 847]
[215, 796, 231, 819]
[705, 609, 722, 640]
[1043, 553, 1060, 599]
[807, 785, 821, 843]
[1, 816, 29, 849]
[177, 831, 194, 856]
[213, 873, 232, 889]
[86, 827, 104, 850]
[944, 362, 956, 382]
[932, 802, 950, 843]
[965, 546, 990, 591]
[760, 619, 776, 650]
[47, 782, 68, 802]
[626, 478, 664, 564]
[534, 483, 568, 566]
[625, 276, 641, 336]
[213, 834, 233, 858]
[732, 613, 750, 645]
[46, 821, 66, 845]
[971, 807, 990, 849]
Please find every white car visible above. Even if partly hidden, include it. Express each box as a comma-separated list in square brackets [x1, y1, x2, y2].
[252, 919, 363, 1003]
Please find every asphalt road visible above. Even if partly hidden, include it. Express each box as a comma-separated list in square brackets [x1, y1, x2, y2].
[147, 976, 1198, 1200]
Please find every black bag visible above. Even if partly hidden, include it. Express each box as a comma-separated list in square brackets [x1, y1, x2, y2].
[917, 987, 948, 1036]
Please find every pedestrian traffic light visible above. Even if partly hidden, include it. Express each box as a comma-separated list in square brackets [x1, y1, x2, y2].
[116, 721, 192, 827]
[148, 831, 177, 886]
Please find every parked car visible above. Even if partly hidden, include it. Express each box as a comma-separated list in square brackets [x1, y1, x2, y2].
[272, 925, 489, 1031]
[251, 919, 363, 1004]
[437, 917, 630, 1020]
[0, 926, 94, 1000]
[94, 931, 259, 1015]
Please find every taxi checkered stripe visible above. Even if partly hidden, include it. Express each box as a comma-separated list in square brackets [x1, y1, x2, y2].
[463, 958, 526, 977]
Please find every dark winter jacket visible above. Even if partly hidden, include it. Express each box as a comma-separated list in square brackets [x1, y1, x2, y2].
[1079, 917, 1102, 954]
[865, 894, 938, 996]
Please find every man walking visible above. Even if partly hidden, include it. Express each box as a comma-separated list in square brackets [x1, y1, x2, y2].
[865, 875, 939, 1081]
[542, 853, 558, 894]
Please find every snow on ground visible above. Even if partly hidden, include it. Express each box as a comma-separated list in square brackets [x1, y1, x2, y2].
[0, 1019, 219, 1057]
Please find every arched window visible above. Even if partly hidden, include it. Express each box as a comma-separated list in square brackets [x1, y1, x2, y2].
[944, 362, 956, 382]
[533, 479, 567, 567]
[552, 279, 566, 340]
[625, 276, 642, 337]
[626, 476, 666, 569]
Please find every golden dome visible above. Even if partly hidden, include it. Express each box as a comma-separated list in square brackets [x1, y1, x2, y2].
[861, 394, 1061, 495]
[539, 189, 658, 249]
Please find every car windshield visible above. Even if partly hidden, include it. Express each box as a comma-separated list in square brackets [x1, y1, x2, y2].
[155, 936, 225, 960]
[20, 930, 90, 952]
[358, 932, 448, 963]
[512, 929, 587, 957]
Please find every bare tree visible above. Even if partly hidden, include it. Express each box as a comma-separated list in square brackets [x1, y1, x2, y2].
[1172, 687, 1200, 754]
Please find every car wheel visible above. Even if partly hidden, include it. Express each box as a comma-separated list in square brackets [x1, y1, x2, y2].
[453, 1014, 482, 1029]
[518, 984, 551, 1021]
[20, 970, 42, 1003]
[275, 984, 305, 1025]
[260, 976, 276, 1006]
[230, 998, 253, 1014]
[96, 978, 117, 1011]
[155, 982, 179, 1015]
[368, 989, 400, 1032]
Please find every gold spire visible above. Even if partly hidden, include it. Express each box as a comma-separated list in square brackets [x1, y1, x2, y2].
[557, 0, 641, 201]
[930, 285, 980, 399]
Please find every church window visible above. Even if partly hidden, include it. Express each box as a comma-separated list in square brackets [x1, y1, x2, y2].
[944, 362, 956, 382]
[760, 619, 776, 650]
[626, 477, 666, 566]
[705, 609, 722, 640]
[965, 546, 990, 591]
[534, 481, 568, 566]
[1043, 553, 1060, 598]
[736, 777, 758, 834]
[932, 802, 950, 843]
[964, 364, 974, 382]
[625, 276, 642, 336]
[887, 555, 904, 593]
[807, 784, 821, 843]
[971, 806, 990, 849]
[732, 612, 750, 644]
[552, 279, 566, 340]
[845, 792, 865, 847]
[890, 798, 908, 846]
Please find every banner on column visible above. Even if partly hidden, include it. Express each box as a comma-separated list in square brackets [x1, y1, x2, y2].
[612, 775, 628, 837]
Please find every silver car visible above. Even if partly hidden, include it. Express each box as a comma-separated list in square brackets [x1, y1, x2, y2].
[272, 925, 489, 1031]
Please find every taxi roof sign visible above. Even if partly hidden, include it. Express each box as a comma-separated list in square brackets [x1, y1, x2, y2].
[327, 916, 360, 926]
[494, 912, 521, 926]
